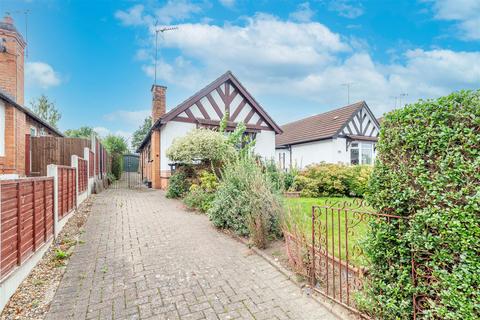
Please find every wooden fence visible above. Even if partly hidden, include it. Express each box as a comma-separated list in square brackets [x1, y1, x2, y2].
[57, 166, 76, 220]
[78, 158, 88, 193]
[89, 151, 94, 177]
[0, 177, 55, 278]
[30, 137, 91, 177]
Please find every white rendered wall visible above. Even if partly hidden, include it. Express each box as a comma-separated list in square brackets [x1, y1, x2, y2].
[277, 137, 350, 169]
[254, 130, 276, 161]
[160, 121, 196, 171]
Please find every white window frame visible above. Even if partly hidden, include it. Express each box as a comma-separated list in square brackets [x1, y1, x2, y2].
[30, 126, 37, 137]
[350, 141, 374, 165]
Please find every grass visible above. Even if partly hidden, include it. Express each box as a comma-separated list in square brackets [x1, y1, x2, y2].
[283, 197, 373, 266]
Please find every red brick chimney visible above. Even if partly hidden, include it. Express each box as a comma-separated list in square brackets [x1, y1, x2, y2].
[0, 14, 26, 105]
[151, 85, 167, 122]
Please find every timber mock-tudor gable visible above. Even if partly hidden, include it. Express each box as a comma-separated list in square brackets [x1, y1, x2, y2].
[138, 71, 282, 189]
[275, 101, 381, 170]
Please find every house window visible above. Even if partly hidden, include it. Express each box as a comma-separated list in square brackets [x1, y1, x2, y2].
[30, 126, 37, 137]
[40, 127, 46, 136]
[350, 142, 373, 165]
[278, 152, 286, 170]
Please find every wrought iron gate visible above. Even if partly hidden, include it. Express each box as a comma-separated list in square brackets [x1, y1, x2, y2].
[112, 154, 142, 189]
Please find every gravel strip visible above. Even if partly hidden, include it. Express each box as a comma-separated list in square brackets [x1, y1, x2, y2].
[1, 196, 95, 320]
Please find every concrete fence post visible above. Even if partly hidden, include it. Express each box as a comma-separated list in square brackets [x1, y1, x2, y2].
[47, 164, 59, 239]
[84, 147, 91, 196]
[71, 155, 79, 209]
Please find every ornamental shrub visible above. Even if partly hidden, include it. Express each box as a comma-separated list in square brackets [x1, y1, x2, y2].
[166, 171, 190, 198]
[166, 128, 237, 165]
[183, 171, 218, 213]
[362, 90, 480, 319]
[290, 163, 372, 197]
[207, 156, 282, 247]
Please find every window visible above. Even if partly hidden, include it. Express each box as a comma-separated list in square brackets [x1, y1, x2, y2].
[30, 126, 37, 137]
[40, 127, 46, 136]
[350, 142, 373, 165]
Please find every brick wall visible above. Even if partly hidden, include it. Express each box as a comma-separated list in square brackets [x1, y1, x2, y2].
[0, 15, 25, 105]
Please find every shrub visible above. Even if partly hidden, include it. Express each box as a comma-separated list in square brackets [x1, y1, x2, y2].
[111, 154, 122, 180]
[207, 156, 282, 247]
[166, 128, 237, 165]
[183, 171, 218, 212]
[166, 171, 190, 198]
[362, 90, 480, 319]
[291, 163, 372, 197]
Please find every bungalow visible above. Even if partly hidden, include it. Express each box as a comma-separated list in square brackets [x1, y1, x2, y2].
[275, 101, 380, 170]
[137, 71, 282, 189]
[0, 15, 64, 179]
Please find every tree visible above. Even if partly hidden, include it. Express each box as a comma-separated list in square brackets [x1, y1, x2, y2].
[30, 95, 61, 128]
[65, 126, 97, 138]
[102, 134, 128, 155]
[131, 117, 152, 151]
[102, 134, 128, 180]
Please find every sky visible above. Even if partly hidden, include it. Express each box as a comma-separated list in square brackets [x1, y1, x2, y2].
[1, 0, 479, 144]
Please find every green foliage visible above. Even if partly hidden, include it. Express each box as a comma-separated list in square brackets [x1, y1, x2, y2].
[102, 135, 128, 180]
[166, 171, 191, 199]
[207, 156, 282, 247]
[64, 126, 97, 138]
[54, 249, 68, 260]
[362, 90, 480, 319]
[282, 167, 298, 191]
[166, 128, 237, 165]
[291, 163, 372, 197]
[183, 171, 218, 213]
[131, 117, 152, 151]
[102, 134, 128, 155]
[111, 155, 122, 180]
[29, 94, 61, 128]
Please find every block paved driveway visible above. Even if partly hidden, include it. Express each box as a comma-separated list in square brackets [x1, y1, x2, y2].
[46, 188, 337, 320]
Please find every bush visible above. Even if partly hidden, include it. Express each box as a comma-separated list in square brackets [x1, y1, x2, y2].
[207, 156, 283, 247]
[290, 163, 372, 197]
[183, 171, 218, 212]
[166, 171, 190, 198]
[166, 128, 237, 165]
[362, 90, 480, 319]
[111, 154, 122, 180]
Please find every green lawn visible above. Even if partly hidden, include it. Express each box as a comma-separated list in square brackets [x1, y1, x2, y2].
[284, 197, 373, 266]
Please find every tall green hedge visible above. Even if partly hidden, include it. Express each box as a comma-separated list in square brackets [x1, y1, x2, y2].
[362, 90, 480, 319]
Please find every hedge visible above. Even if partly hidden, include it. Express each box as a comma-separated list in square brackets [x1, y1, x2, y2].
[361, 90, 480, 319]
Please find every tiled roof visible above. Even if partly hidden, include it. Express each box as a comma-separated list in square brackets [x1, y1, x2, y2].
[275, 101, 365, 147]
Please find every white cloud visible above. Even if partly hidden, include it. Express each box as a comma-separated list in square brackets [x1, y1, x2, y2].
[115, 4, 146, 26]
[25, 62, 61, 89]
[328, 1, 364, 19]
[118, 6, 480, 119]
[93, 126, 110, 137]
[93, 126, 134, 147]
[289, 2, 315, 22]
[430, 0, 480, 40]
[155, 0, 202, 25]
[219, 0, 235, 8]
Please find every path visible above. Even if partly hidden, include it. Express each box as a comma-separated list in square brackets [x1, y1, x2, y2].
[46, 188, 337, 320]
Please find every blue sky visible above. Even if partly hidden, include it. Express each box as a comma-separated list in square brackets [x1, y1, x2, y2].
[1, 0, 479, 143]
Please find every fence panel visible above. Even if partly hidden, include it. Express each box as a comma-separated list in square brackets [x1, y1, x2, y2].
[57, 166, 76, 220]
[0, 177, 54, 278]
[78, 158, 88, 193]
[30, 137, 91, 177]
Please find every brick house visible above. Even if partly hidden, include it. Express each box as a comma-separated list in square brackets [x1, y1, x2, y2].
[137, 71, 282, 189]
[0, 14, 63, 179]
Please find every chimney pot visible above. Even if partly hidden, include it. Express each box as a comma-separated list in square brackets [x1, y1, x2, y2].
[151, 84, 167, 122]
